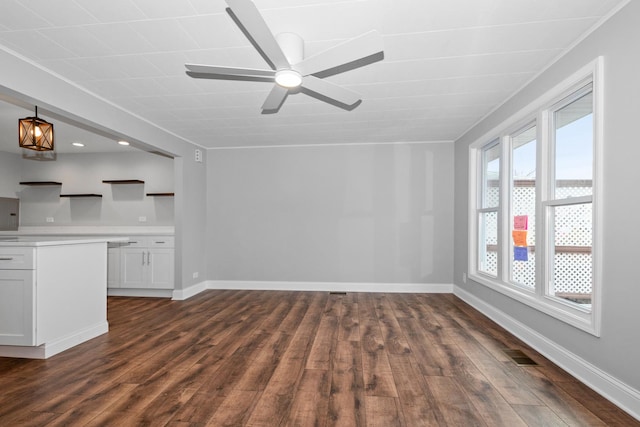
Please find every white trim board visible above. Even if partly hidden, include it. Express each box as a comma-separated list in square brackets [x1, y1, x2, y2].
[172, 280, 208, 300]
[203, 280, 452, 294]
[453, 285, 640, 422]
[108, 288, 173, 298]
[0, 321, 108, 359]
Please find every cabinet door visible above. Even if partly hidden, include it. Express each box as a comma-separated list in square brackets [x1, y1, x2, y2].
[0, 269, 35, 346]
[107, 246, 121, 288]
[121, 248, 147, 288]
[148, 248, 174, 289]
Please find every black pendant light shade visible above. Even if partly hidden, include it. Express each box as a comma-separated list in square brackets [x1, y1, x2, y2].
[18, 106, 54, 151]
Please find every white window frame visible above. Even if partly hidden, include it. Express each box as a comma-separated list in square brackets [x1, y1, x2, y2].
[468, 58, 603, 336]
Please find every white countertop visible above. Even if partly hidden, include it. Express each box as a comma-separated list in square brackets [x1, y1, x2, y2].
[0, 236, 129, 247]
[0, 226, 174, 236]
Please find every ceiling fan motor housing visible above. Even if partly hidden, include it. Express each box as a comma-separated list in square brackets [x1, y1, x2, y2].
[276, 32, 304, 65]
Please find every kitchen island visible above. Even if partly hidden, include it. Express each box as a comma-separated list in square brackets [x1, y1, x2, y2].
[0, 236, 127, 359]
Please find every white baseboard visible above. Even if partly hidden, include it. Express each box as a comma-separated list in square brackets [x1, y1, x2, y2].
[173, 280, 208, 300]
[0, 321, 108, 359]
[453, 285, 640, 422]
[205, 280, 453, 294]
[108, 288, 173, 298]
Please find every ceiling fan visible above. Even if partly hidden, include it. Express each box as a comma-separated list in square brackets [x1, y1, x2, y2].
[185, 0, 384, 113]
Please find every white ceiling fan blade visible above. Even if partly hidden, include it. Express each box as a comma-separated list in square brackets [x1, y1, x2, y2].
[261, 84, 289, 111]
[294, 30, 383, 76]
[226, 0, 290, 70]
[185, 64, 275, 79]
[302, 76, 361, 106]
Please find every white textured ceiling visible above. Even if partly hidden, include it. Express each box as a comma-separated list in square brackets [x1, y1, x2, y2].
[0, 0, 628, 151]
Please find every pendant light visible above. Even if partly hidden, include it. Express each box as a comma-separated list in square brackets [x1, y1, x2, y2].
[18, 106, 54, 151]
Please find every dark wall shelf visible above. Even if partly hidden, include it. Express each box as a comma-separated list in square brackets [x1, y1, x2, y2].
[146, 192, 175, 197]
[102, 180, 145, 184]
[60, 194, 102, 198]
[20, 181, 62, 186]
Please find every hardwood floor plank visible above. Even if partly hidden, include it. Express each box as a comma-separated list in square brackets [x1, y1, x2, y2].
[327, 340, 366, 427]
[512, 404, 569, 426]
[424, 375, 487, 426]
[0, 291, 635, 426]
[358, 294, 399, 397]
[306, 315, 339, 370]
[284, 369, 331, 427]
[387, 353, 440, 426]
[234, 331, 294, 392]
[244, 292, 328, 426]
[447, 327, 543, 406]
[453, 361, 528, 426]
[204, 389, 261, 426]
[397, 317, 457, 376]
[374, 295, 411, 355]
[325, 293, 344, 317]
[507, 365, 608, 426]
[555, 379, 630, 414]
[338, 298, 360, 342]
[365, 396, 405, 427]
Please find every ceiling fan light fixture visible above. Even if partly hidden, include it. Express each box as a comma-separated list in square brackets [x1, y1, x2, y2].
[18, 106, 54, 151]
[275, 69, 302, 88]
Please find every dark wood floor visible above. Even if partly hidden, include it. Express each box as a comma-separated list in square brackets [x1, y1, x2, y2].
[0, 291, 636, 426]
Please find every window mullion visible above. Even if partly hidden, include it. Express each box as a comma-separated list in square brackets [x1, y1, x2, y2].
[537, 109, 550, 298]
[499, 135, 510, 282]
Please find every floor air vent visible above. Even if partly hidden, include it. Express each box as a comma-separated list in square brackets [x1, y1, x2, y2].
[329, 291, 347, 295]
[504, 349, 538, 366]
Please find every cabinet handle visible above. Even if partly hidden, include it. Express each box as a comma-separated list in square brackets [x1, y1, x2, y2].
[0, 257, 13, 261]
[155, 241, 165, 244]
[142, 252, 145, 265]
[147, 251, 151, 265]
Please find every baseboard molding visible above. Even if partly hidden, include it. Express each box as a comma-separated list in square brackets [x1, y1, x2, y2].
[108, 288, 173, 298]
[173, 281, 208, 300]
[0, 321, 108, 359]
[453, 285, 640, 422]
[206, 280, 453, 294]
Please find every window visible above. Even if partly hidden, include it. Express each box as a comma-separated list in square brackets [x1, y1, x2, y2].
[468, 59, 602, 335]
[478, 141, 500, 277]
[510, 123, 537, 291]
[545, 86, 594, 307]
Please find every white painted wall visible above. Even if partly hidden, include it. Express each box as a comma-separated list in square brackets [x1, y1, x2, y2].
[207, 142, 454, 285]
[454, 0, 640, 400]
[0, 152, 20, 198]
[16, 151, 173, 227]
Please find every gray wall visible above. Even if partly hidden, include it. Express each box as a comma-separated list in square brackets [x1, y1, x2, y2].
[207, 142, 454, 284]
[454, 1, 640, 392]
[17, 152, 173, 227]
[0, 152, 20, 198]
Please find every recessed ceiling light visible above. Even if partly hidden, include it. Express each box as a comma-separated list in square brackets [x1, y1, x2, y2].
[118, 140, 130, 146]
[72, 142, 85, 147]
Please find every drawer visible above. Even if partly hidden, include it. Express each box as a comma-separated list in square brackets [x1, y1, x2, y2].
[122, 237, 149, 248]
[149, 236, 174, 248]
[0, 248, 35, 269]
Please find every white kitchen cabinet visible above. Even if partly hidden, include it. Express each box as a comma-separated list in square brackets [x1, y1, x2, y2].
[107, 244, 121, 288]
[119, 236, 174, 290]
[0, 266, 35, 346]
[0, 239, 111, 359]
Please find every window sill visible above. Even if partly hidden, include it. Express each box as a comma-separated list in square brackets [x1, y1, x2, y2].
[469, 272, 599, 336]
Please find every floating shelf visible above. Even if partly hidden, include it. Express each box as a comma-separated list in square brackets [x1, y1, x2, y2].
[60, 194, 102, 198]
[146, 192, 175, 197]
[19, 181, 62, 186]
[102, 180, 145, 184]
